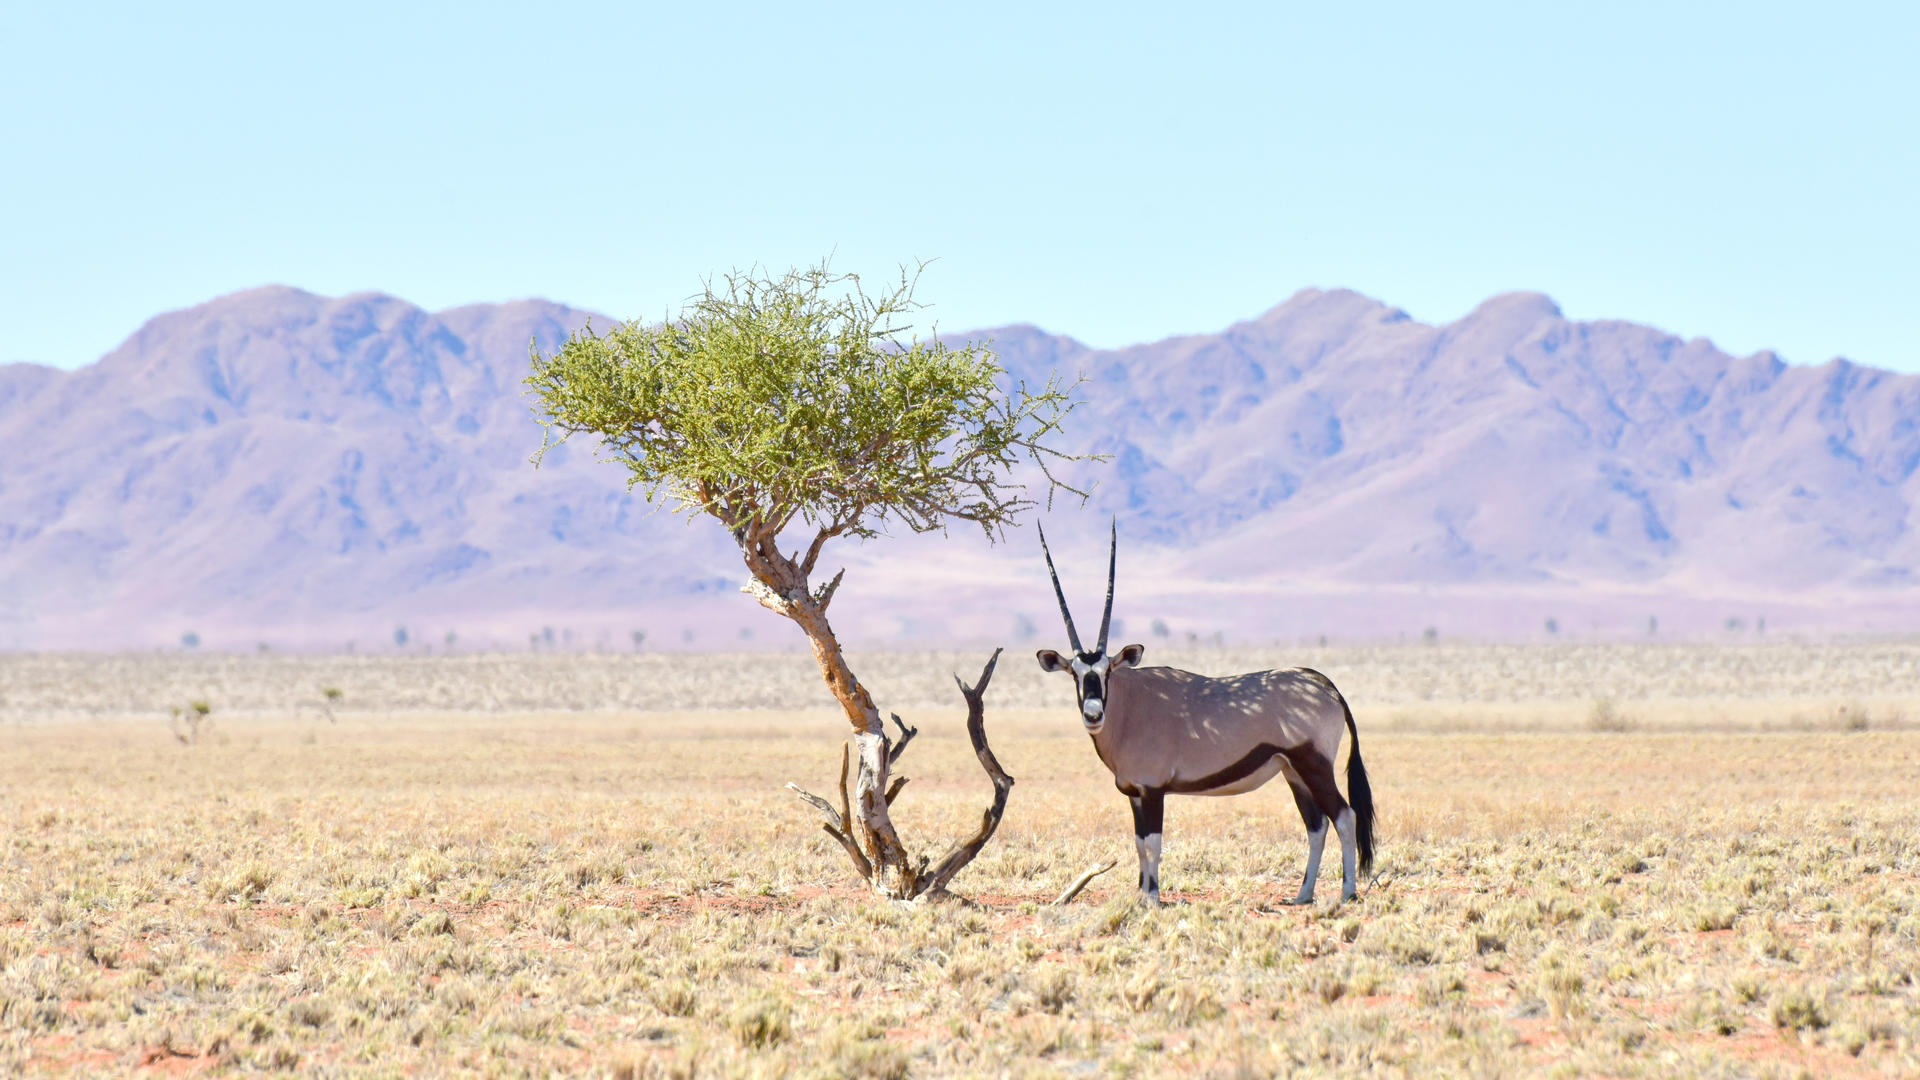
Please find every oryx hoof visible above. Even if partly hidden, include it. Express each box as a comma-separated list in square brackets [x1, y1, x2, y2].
[1284, 895, 1315, 907]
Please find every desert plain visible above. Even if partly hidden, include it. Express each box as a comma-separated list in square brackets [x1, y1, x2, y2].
[3, 641, 1919, 1078]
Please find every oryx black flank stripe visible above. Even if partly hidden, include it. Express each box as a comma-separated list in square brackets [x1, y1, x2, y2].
[1164, 743, 1289, 795]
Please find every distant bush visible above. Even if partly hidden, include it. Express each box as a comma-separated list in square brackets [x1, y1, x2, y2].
[169, 699, 214, 745]
[1587, 698, 1633, 733]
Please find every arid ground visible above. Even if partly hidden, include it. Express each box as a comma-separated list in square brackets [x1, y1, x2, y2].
[3, 643, 1918, 1077]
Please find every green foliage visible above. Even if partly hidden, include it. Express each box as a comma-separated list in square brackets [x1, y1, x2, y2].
[168, 699, 214, 745]
[526, 261, 1087, 548]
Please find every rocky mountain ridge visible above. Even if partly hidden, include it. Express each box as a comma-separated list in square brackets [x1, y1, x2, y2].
[1, 284, 1914, 650]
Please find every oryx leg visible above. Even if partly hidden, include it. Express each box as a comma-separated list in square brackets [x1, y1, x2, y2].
[1286, 780, 1329, 905]
[1283, 746, 1359, 903]
[1129, 789, 1165, 906]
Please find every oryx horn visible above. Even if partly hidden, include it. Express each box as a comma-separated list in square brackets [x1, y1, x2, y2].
[1096, 519, 1117, 652]
[1037, 524, 1083, 653]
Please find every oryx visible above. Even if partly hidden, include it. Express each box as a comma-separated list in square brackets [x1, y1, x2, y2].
[1035, 524, 1376, 905]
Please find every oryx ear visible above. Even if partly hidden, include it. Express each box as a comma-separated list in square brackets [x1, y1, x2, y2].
[1035, 649, 1067, 672]
[1115, 643, 1146, 668]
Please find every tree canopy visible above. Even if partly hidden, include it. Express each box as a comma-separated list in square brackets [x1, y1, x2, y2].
[527, 262, 1084, 574]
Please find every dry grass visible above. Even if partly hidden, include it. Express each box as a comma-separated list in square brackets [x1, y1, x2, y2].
[2, 646, 1918, 1077]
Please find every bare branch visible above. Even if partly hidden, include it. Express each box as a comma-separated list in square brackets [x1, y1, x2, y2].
[785, 782, 843, 829]
[814, 567, 846, 611]
[801, 523, 849, 578]
[885, 713, 918, 767]
[820, 824, 873, 881]
[786, 749, 874, 882]
[917, 648, 1014, 897]
[1051, 859, 1119, 906]
[884, 776, 909, 806]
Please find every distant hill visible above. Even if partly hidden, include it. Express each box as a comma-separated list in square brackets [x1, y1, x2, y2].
[2, 285, 1915, 651]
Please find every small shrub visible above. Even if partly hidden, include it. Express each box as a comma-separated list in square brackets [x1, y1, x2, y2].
[831, 1033, 909, 1080]
[1032, 966, 1075, 1014]
[1830, 1022, 1870, 1056]
[1122, 968, 1161, 1012]
[168, 699, 215, 745]
[1588, 698, 1633, 732]
[1162, 983, 1224, 1024]
[286, 1000, 330, 1029]
[413, 910, 455, 937]
[1771, 988, 1829, 1032]
[649, 980, 698, 1017]
[727, 993, 790, 1049]
[1691, 902, 1739, 932]
[1537, 945, 1585, 1019]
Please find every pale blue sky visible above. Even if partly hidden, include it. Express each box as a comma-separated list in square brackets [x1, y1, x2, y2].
[4, 2, 1915, 372]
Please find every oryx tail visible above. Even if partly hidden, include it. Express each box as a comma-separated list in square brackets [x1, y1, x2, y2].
[1339, 692, 1375, 876]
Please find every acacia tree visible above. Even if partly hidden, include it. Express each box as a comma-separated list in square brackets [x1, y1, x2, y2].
[526, 263, 1087, 899]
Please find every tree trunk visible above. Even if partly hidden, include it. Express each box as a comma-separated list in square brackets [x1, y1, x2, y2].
[740, 535, 1010, 901]
[744, 568, 920, 896]
[794, 597, 922, 896]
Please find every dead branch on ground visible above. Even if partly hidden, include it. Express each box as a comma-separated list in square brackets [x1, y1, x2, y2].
[1052, 859, 1119, 906]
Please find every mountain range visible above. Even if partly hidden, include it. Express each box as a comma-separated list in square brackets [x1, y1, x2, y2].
[2, 285, 1915, 651]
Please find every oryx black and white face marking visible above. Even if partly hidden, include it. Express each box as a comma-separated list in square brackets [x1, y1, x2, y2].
[1036, 648, 1113, 729]
[1070, 652, 1110, 723]
[1036, 643, 1145, 732]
